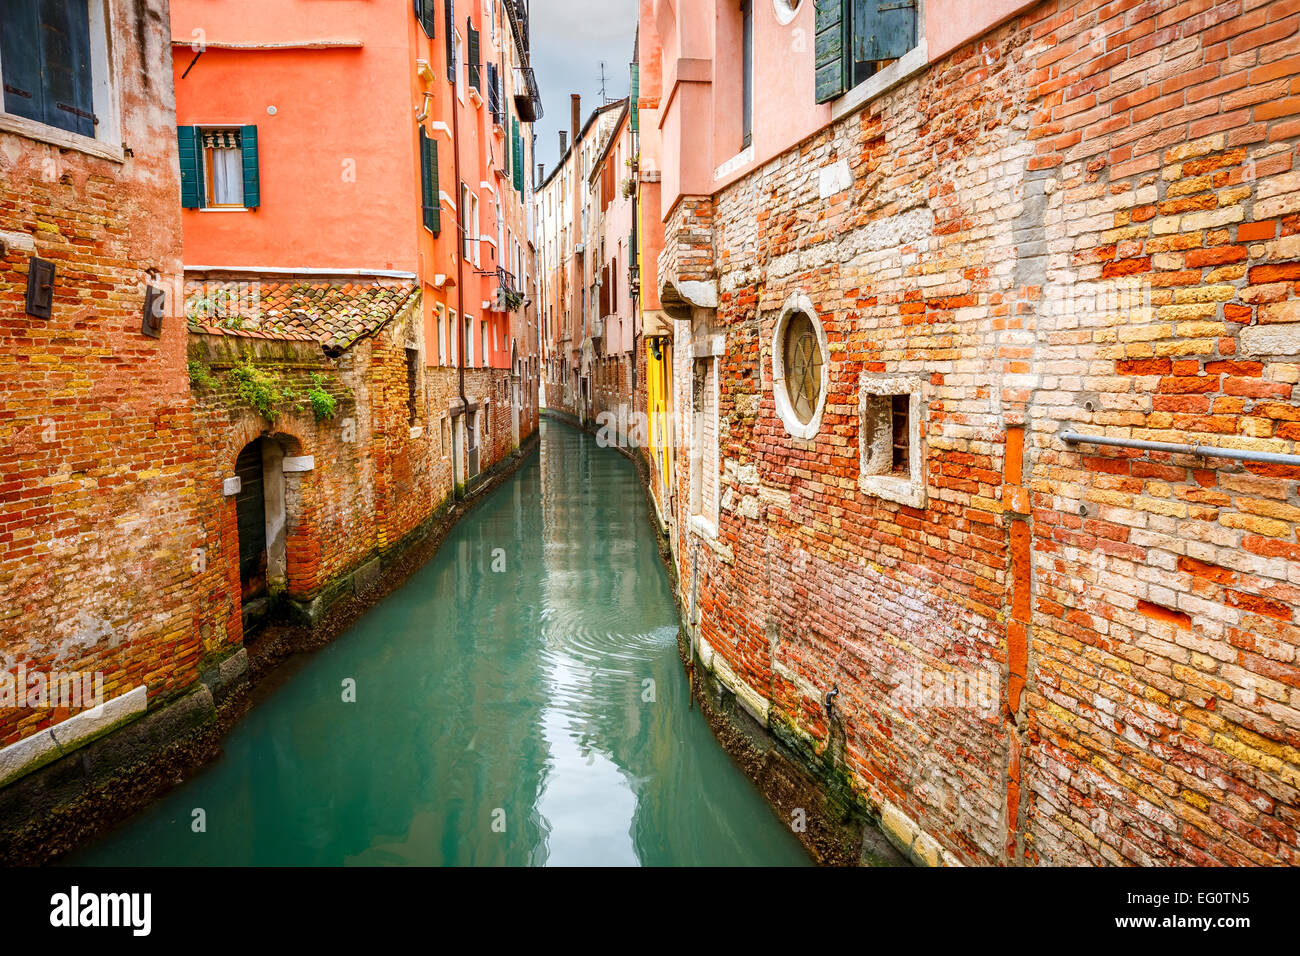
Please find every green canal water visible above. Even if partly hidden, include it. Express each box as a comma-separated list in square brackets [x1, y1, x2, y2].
[73, 419, 810, 866]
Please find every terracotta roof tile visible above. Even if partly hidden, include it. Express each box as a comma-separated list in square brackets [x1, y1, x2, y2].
[186, 278, 419, 350]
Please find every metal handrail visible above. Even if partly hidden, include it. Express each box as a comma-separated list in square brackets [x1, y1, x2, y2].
[1061, 431, 1300, 467]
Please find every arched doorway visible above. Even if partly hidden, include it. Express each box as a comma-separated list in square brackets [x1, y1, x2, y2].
[233, 436, 292, 625]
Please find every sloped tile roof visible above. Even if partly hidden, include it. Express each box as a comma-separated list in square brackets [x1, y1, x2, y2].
[186, 279, 419, 350]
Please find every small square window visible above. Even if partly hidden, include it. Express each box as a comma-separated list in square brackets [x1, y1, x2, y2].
[860, 375, 925, 508]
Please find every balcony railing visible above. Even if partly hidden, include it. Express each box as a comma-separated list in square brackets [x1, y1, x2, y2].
[513, 65, 542, 122]
[495, 267, 523, 312]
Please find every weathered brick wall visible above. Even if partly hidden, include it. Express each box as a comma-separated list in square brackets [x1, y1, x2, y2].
[666, 0, 1300, 866]
[0, 0, 224, 745]
[186, 301, 501, 635]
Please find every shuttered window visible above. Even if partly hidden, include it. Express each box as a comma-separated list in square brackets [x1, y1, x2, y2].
[416, 0, 436, 39]
[815, 0, 917, 104]
[176, 125, 259, 209]
[511, 118, 523, 193]
[1, 0, 95, 138]
[467, 19, 481, 91]
[420, 127, 441, 234]
[444, 0, 456, 82]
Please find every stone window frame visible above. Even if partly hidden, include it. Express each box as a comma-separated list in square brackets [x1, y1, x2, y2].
[859, 373, 926, 509]
[829, 0, 929, 125]
[771, 292, 830, 441]
[0, 0, 124, 163]
[773, 0, 803, 26]
[688, 323, 724, 541]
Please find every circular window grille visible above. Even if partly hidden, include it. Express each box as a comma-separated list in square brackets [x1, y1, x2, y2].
[774, 0, 803, 26]
[782, 312, 824, 424]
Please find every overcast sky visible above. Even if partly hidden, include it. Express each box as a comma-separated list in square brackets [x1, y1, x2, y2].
[528, 0, 639, 176]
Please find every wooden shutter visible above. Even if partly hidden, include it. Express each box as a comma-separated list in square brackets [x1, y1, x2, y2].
[42, 0, 94, 137]
[600, 265, 610, 317]
[512, 119, 523, 193]
[855, 0, 918, 65]
[417, 0, 436, 38]
[1, 0, 45, 124]
[240, 125, 261, 208]
[468, 20, 481, 91]
[420, 128, 441, 234]
[815, 0, 848, 104]
[177, 126, 203, 209]
[444, 0, 456, 82]
[629, 64, 639, 132]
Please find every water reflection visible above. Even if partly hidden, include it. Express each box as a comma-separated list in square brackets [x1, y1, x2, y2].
[72, 420, 809, 867]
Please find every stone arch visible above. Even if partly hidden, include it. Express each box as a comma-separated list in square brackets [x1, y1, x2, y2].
[229, 429, 310, 628]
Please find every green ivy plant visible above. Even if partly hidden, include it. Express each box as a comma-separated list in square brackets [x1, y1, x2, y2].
[222, 352, 341, 424]
[227, 356, 287, 421]
[305, 374, 337, 422]
[188, 359, 216, 390]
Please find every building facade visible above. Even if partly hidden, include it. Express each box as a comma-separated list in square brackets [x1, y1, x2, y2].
[0, 0, 543, 829]
[537, 96, 626, 421]
[644, 0, 1300, 865]
[0, 0, 230, 784]
[169, 0, 543, 633]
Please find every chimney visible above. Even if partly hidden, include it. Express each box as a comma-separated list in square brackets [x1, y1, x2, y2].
[559, 131, 567, 154]
[538, 163, 545, 182]
[570, 93, 581, 144]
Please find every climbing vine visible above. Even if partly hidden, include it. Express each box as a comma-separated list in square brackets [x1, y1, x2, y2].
[221, 353, 342, 424]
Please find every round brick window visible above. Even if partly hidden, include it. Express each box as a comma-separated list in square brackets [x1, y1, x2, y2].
[772, 293, 829, 440]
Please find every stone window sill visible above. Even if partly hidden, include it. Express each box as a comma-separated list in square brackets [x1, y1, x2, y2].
[830, 40, 929, 124]
[0, 112, 124, 163]
[860, 473, 925, 509]
[688, 514, 717, 539]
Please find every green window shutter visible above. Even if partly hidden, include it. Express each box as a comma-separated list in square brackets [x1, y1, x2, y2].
[240, 125, 260, 208]
[815, 0, 848, 104]
[853, 0, 918, 68]
[629, 64, 639, 133]
[421, 128, 441, 235]
[444, 0, 456, 82]
[4, 0, 94, 137]
[512, 119, 523, 193]
[468, 21, 480, 91]
[417, 0, 435, 39]
[177, 126, 202, 209]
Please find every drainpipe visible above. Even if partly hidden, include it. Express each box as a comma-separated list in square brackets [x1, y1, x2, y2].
[452, 41, 468, 498]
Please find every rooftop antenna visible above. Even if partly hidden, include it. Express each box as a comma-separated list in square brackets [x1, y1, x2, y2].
[599, 61, 611, 104]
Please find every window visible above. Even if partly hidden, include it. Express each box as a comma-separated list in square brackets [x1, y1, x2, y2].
[455, 33, 466, 103]
[420, 127, 441, 234]
[416, 0, 436, 38]
[690, 355, 719, 535]
[773, 0, 803, 25]
[449, 309, 459, 365]
[406, 348, 421, 424]
[461, 184, 480, 266]
[772, 293, 827, 439]
[465, 314, 474, 366]
[815, 0, 919, 104]
[1, 0, 113, 146]
[203, 129, 244, 207]
[859, 374, 925, 508]
[178, 126, 260, 210]
[742, 0, 753, 150]
[436, 303, 447, 365]
[466, 18, 481, 92]
[481, 319, 488, 367]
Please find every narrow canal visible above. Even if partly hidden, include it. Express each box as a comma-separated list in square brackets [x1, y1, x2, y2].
[73, 419, 810, 866]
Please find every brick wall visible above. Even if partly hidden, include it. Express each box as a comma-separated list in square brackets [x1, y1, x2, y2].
[663, 0, 1300, 866]
[0, 0, 224, 746]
